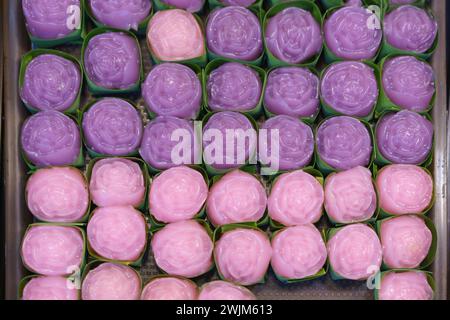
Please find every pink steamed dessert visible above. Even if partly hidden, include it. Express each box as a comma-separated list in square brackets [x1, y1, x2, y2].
[198, 281, 256, 300]
[378, 271, 433, 300]
[141, 277, 198, 300]
[22, 276, 79, 300]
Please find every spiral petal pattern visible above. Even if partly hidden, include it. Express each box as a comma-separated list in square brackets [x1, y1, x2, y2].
[271, 224, 327, 280]
[265, 7, 322, 64]
[379, 271, 433, 300]
[143, 63, 201, 119]
[384, 5, 437, 53]
[264, 67, 319, 118]
[376, 164, 433, 215]
[382, 56, 435, 112]
[268, 170, 324, 226]
[381, 215, 432, 269]
[82, 98, 143, 156]
[207, 170, 267, 226]
[316, 116, 373, 171]
[90, 158, 145, 208]
[21, 111, 81, 167]
[22, 0, 80, 39]
[161, 0, 205, 12]
[327, 224, 382, 280]
[82, 263, 141, 300]
[22, 276, 79, 300]
[150, 166, 208, 223]
[26, 167, 88, 223]
[141, 277, 198, 300]
[21, 225, 84, 276]
[206, 6, 263, 61]
[325, 166, 377, 224]
[147, 9, 205, 61]
[21, 54, 81, 112]
[207, 62, 262, 112]
[324, 6, 382, 60]
[321, 62, 378, 117]
[151, 220, 214, 278]
[84, 32, 140, 89]
[89, 0, 151, 31]
[198, 281, 256, 300]
[376, 111, 433, 164]
[259, 115, 314, 171]
[87, 206, 147, 261]
[139, 116, 199, 170]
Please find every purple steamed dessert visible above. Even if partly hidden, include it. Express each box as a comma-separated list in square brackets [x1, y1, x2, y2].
[382, 55, 435, 112]
[324, 6, 382, 60]
[20, 54, 81, 112]
[384, 5, 437, 54]
[21, 111, 81, 167]
[321, 61, 379, 118]
[22, 276, 79, 300]
[82, 98, 143, 156]
[84, 31, 140, 90]
[88, 0, 151, 31]
[316, 116, 373, 171]
[220, 0, 256, 7]
[203, 111, 256, 170]
[22, 0, 81, 40]
[160, 0, 205, 12]
[206, 6, 263, 61]
[264, 67, 319, 118]
[389, 0, 416, 4]
[376, 111, 433, 165]
[265, 7, 322, 64]
[142, 63, 202, 119]
[259, 115, 314, 171]
[207, 62, 262, 112]
[139, 116, 199, 170]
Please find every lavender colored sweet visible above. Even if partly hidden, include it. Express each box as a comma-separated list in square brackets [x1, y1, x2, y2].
[22, 0, 81, 40]
[206, 6, 263, 61]
[390, 0, 416, 4]
[142, 63, 202, 119]
[203, 111, 256, 170]
[84, 31, 140, 90]
[22, 276, 79, 300]
[20, 54, 81, 112]
[220, 0, 256, 6]
[259, 115, 314, 171]
[384, 5, 437, 53]
[382, 56, 435, 112]
[265, 7, 322, 64]
[264, 67, 319, 118]
[139, 116, 199, 170]
[316, 116, 372, 171]
[321, 62, 379, 117]
[21, 111, 81, 167]
[82, 98, 143, 156]
[89, 0, 152, 31]
[376, 111, 433, 165]
[161, 0, 205, 12]
[324, 6, 382, 60]
[207, 62, 262, 112]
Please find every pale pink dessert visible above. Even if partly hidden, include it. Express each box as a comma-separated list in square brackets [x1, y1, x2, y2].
[141, 277, 198, 300]
[147, 9, 205, 61]
[22, 276, 79, 300]
[89, 158, 145, 208]
[214, 228, 272, 286]
[198, 281, 256, 300]
[268, 170, 324, 226]
[87, 206, 147, 262]
[151, 220, 213, 278]
[378, 271, 433, 300]
[207, 170, 267, 227]
[26, 167, 89, 223]
[324, 166, 377, 224]
[381, 215, 432, 269]
[149, 166, 208, 223]
[376, 165, 433, 215]
[21, 225, 84, 276]
[271, 224, 327, 280]
[82, 263, 141, 300]
[327, 224, 382, 280]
